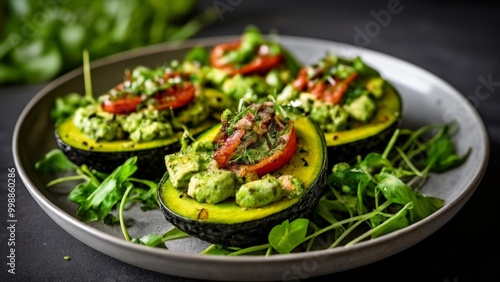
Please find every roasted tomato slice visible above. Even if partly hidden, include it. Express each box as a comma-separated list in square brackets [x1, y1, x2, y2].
[102, 95, 143, 115]
[240, 126, 297, 177]
[212, 103, 298, 177]
[292, 67, 358, 105]
[155, 82, 196, 111]
[292, 68, 309, 91]
[213, 129, 245, 168]
[210, 41, 282, 76]
[101, 72, 196, 114]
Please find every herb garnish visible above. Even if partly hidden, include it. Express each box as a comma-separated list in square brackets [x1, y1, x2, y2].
[200, 122, 470, 255]
[37, 117, 469, 253]
[35, 149, 188, 246]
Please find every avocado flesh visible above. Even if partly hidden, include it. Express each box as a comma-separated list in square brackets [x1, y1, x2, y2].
[56, 116, 215, 152]
[325, 82, 401, 146]
[55, 117, 215, 179]
[325, 83, 402, 165]
[158, 117, 328, 246]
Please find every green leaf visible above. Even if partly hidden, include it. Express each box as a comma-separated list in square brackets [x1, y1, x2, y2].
[184, 46, 209, 65]
[132, 227, 189, 248]
[1, 0, 209, 84]
[161, 227, 190, 241]
[352, 56, 380, 76]
[0, 63, 22, 84]
[268, 218, 309, 254]
[132, 233, 164, 248]
[50, 93, 92, 125]
[359, 152, 393, 174]
[68, 181, 98, 205]
[200, 245, 234, 256]
[90, 169, 110, 181]
[281, 47, 302, 77]
[10, 39, 62, 83]
[103, 214, 120, 226]
[314, 205, 338, 225]
[376, 172, 443, 222]
[355, 173, 372, 216]
[77, 157, 138, 221]
[327, 164, 373, 194]
[35, 149, 78, 172]
[370, 203, 411, 238]
[58, 24, 87, 66]
[319, 196, 357, 215]
[129, 178, 159, 211]
[425, 129, 471, 172]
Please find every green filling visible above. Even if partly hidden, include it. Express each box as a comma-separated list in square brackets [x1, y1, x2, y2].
[276, 55, 401, 140]
[218, 26, 281, 68]
[73, 97, 210, 143]
[188, 169, 239, 204]
[99, 61, 191, 99]
[235, 175, 283, 208]
[56, 116, 214, 152]
[203, 27, 296, 102]
[164, 141, 213, 190]
[164, 139, 304, 207]
[205, 69, 293, 102]
[324, 83, 401, 146]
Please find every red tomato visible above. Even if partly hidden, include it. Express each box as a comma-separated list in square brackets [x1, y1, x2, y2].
[241, 126, 297, 177]
[102, 95, 143, 115]
[213, 125, 297, 177]
[237, 54, 282, 76]
[311, 82, 326, 100]
[101, 81, 196, 114]
[210, 41, 241, 69]
[292, 68, 308, 91]
[292, 68, 358, 105]
[154, 83, 196, 111]
[213, 129, 245, 168]
[210, 40, 282, 76]
[323, 72, 358, 105]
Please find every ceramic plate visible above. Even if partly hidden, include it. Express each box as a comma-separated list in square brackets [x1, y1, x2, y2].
[13, 35, 489, 281]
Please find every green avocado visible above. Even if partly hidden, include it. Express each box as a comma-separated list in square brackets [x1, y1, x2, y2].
[158, 116, 328, 247]
[188, 168, 239, 204]
[325, 82, 402, 164]
[235, 175, 283, 208]
[54, 86, 230, 179]
[55, 115, 215, 180]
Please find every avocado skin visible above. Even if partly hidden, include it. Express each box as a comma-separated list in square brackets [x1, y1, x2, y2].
[327, 120, 400, 167]
[326, 82, 403, 168]
[158, 165, 327, 247]
[55, 129, 179, 180]
[157, 117, 329, 247]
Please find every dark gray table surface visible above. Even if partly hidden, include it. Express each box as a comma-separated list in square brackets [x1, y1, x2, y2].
[1, 0, 499, 281]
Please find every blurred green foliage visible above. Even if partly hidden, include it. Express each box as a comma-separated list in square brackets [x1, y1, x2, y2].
[0, 0, 217, 85]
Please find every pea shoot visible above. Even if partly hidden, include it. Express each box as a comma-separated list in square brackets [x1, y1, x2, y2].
[35, 121, 469, 253]
[200, 122, 470, 255]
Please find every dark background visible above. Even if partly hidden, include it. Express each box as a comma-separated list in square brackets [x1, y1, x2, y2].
[1, 0, 499, 281]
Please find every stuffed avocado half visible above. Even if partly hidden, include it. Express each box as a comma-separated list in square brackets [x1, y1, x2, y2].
[55, 59, 233, 179]
[188, 26, 302, 104]
[277, 54, 402, 164]
[158, 102, 328, 247]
